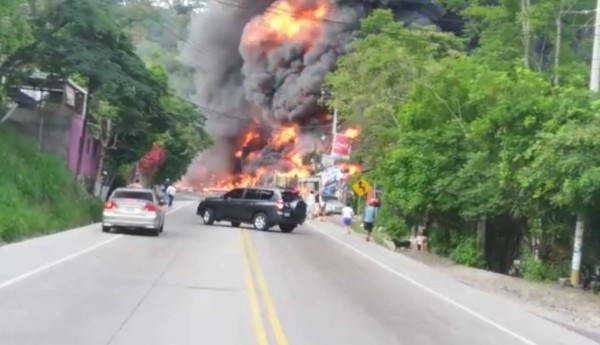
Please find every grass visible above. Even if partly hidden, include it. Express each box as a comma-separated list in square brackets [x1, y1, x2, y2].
[0, 125, 102, 243]
[349, 218, 388, 246]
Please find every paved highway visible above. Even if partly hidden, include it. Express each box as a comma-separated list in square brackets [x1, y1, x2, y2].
[0, 197, 597, 345]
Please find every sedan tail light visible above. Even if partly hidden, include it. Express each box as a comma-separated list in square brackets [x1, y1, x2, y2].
[104, 201, 116, 210]
[144, 203, 157, 212]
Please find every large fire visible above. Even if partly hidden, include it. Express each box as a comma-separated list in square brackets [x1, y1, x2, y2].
[243, 0, 329, 49]
[187, 0, 362, 193]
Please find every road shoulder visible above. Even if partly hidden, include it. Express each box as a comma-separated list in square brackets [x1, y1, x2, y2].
[0, 201, 193, 291]
[307, 219, 600, 345]
[320, 216, 600, 342]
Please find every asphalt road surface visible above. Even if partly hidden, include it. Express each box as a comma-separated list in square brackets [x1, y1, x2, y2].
[0, 198, 597, 345]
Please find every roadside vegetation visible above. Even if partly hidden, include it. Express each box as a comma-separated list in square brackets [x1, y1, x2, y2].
[327, 3, 600, 283]
[0, 0, 211, 188]
[0, 0, 210, 239]
[0, 126, 102, 243]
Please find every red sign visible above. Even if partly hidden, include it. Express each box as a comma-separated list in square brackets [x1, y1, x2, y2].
[331, 133, 352, 158]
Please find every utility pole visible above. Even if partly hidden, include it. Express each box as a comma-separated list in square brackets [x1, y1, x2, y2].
[590, 0, 600, 92]
[570, 0, 600, 287]
[332, 99, 338, 137]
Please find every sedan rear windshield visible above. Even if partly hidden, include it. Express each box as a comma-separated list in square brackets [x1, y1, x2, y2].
[112, 191, 154, 202]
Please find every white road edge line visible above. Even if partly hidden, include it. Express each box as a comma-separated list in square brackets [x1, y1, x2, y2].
[306, 222, 538, 345]
[0, 202, 192, 291]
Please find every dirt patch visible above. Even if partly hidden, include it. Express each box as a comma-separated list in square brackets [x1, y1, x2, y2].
[325, 215, 600, 340]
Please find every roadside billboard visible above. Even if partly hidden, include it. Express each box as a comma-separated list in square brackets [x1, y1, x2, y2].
[331, 133, 351, 159]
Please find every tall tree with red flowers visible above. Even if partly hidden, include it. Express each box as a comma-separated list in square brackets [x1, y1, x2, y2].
[138, 143, 167, 182]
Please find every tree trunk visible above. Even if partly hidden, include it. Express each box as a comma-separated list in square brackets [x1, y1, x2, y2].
[94, 146, 107, 197]
[476, 216, 487, 258]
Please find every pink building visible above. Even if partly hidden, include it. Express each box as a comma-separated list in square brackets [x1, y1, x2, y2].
[68, 112, 98, 179]
[5, 74, 99, 180]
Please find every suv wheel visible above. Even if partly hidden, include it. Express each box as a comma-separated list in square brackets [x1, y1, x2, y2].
[253, 212, 269, 231]
[202, 208, 215, 225]
[102, 225, 110, 233]
[279, 224, 296, 233]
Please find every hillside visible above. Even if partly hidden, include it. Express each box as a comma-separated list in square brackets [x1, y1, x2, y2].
[0, 125, 101, 243]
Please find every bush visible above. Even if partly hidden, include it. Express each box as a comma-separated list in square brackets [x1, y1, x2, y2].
[0, 126, 102, 243]
[520, 254, 567, 282]
[449, 234, 484, 268]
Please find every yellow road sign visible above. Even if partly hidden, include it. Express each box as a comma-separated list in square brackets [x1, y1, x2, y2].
[351, 176, 372, 197]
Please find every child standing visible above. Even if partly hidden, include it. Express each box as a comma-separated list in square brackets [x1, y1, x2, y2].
[341, 204, 354, 234]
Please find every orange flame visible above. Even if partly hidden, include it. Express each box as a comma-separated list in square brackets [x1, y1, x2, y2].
[343, 128, 360, 139]
[194, 123, 364, 193]
[242, 0, 329, 48]
[271, 124, 298, 149]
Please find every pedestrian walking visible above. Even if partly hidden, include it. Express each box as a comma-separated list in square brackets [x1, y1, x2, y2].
[166, 184, 176, 207]
[363, 202, 377, 242]
[162, 178, 171, 192]
[341, 204, 354, 234]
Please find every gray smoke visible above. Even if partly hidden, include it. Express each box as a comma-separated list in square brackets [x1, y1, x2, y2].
[182, 0, 445, 181]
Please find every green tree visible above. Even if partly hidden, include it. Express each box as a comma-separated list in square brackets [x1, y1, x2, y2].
[325, 9, 463, 169]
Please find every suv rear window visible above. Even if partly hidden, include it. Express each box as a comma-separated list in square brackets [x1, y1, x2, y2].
[112, 191, 154, 202]
[281, 191, 301, 202]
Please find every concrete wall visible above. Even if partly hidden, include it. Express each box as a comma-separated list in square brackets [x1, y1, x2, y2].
[4, 102, 98, 179]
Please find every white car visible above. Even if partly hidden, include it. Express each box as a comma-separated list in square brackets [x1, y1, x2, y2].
[102, 188, 166, 236]
[323, 195, 345, 215]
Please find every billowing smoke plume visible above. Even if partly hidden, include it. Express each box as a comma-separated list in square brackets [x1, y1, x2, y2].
[182, 0, 447, 185]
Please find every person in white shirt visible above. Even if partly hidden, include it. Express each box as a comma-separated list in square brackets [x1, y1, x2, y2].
[341, 204, 354, 234]
[306, 191, 316, 219]
[166, 184, 176, 207]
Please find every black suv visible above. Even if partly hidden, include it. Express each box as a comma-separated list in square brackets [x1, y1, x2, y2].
[196, 187, 307, 232]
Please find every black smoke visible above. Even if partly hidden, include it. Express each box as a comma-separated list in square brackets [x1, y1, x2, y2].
[182, 0, 451, 180]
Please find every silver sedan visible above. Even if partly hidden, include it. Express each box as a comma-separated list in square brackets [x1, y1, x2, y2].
[102, 188, 166, 236]
[324, 196, 345, 215]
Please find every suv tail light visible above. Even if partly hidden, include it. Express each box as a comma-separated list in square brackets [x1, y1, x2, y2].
[144, 203, 157, 212]
[276, 198, 284, 210]
[104, 201, 116, 210]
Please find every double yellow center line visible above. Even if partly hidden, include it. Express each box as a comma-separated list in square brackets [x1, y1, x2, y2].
[238, 229, 290, 345]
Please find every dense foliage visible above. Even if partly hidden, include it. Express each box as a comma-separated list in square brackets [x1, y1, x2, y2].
[0, 0, 211, 187]
[326, 6, 600, 280]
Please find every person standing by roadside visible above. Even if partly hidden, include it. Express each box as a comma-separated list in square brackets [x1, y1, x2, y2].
[306, 190, 316, 220]
[314, 191, 322, 220]
[127, 178, 143, 188]
[166, 184, 176, 207]
[363, 202, 376, 242]
[416, 227, 429, 252]
[317, 191, 327, 221]
[341, 203, 354, 234]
